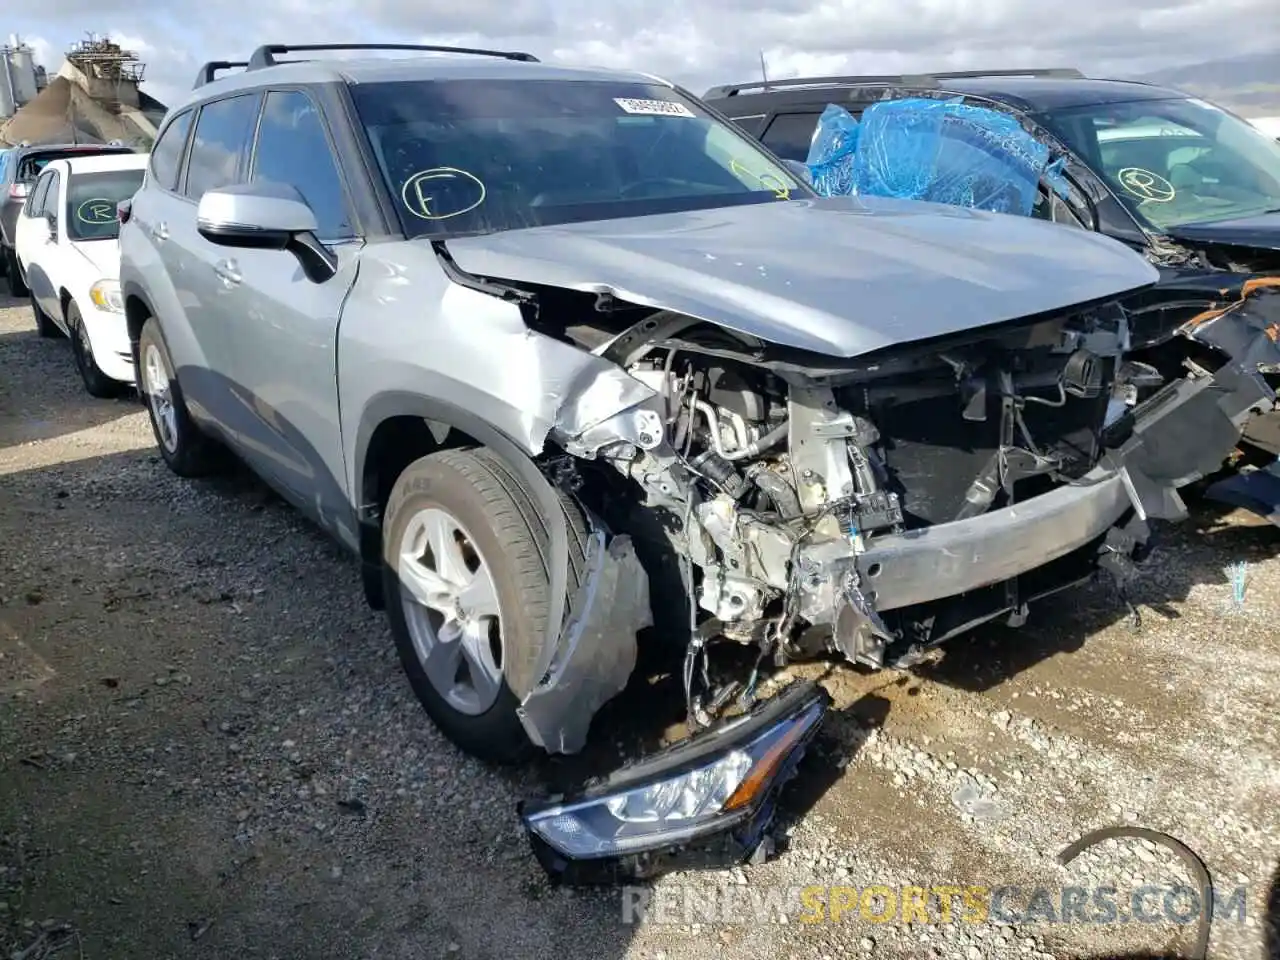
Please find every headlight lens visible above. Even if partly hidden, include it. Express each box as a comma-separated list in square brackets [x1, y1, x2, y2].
[523, 687, 826, 860]
[89, 279, 123, 313]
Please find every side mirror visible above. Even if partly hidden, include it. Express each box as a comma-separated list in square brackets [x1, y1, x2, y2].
[196, 182, 337, 283]
[44, 212, 56, 239]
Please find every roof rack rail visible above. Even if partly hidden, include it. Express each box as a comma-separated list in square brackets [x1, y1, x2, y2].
[245, 43, 539, 71]
[193, 60, 250, 89]
[705, 67, 1085, 98]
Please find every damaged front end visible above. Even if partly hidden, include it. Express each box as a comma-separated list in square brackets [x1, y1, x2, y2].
[555, 300, 1253, 679]
[1127, 275, 1280, 522]
[510, 285, 1266, 880]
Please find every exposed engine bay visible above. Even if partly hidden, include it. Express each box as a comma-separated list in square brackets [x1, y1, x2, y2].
[549, 302, 1200, 729]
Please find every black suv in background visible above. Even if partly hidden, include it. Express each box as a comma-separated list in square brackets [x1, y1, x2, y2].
[704, 69, 1280, 505]
[1, 142, 135, 295]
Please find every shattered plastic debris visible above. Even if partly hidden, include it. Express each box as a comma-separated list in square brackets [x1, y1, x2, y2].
[806, 97, 1065, 217]
[951, 782, 1012, 822]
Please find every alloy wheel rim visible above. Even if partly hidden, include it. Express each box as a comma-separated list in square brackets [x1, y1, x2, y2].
[397, 506, 505, 716]
[143, 343, 178, 453]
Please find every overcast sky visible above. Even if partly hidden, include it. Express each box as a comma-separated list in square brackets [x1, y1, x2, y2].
[8, 0, 1279, 110]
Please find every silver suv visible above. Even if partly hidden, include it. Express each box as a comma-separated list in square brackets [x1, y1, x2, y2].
[119, 44, 1262, 781]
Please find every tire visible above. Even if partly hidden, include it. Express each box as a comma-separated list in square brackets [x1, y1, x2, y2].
[67, 301, 123, 398]
[4, 246, 28, 298]
[29, 292, 60, 339]
[382, 447, 589, 764]
[137, 316, 218, 477]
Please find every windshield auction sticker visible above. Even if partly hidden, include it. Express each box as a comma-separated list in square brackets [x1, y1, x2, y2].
[76, 198, 118, 224]
[614, 98, 695, 118]
[401, 167, 486, 221]
[1116, 168, 1175, 203]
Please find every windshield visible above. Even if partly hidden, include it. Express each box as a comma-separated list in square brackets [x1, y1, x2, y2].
[1037, 97, 1280, 231]
[65, 169, 144, 241]
[349, 79, 805, 237]
[18, 147, 133, 183]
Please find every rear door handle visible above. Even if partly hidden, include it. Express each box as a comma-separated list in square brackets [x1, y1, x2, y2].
[151, 221, 169, 242]
[214, 258, 242, 287]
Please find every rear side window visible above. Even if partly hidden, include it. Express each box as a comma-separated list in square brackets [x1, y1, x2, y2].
[728, 115, 767, 136]
[151, 109, 194, 192]
[761, 112, 822, 162]
[250, 90, 353, 238]
[184, 94, 262, 201]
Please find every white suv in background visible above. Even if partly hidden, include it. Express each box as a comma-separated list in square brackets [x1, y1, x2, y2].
[16, 152, 149, 396]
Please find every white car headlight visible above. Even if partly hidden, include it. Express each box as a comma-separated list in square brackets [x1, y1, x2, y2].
[89, 279, 124, 314]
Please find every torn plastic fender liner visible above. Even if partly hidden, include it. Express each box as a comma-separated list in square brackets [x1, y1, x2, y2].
[513, 370, 660, 748]
[1177, 281, 1280, 525]
[1110, 282, 1280, 487]
[517, 528, 653, 754]
[519, 680, 831, 885]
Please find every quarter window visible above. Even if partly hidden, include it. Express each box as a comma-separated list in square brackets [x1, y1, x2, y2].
[184, 94, 262, 201]
[250, 90, 353, 238]
[41, 172, 60, 224]
[150, 109, 193, 192]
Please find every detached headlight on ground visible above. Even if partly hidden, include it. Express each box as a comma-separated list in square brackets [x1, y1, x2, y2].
[520, 680, 830, 884]
[89, 279, 123, 313]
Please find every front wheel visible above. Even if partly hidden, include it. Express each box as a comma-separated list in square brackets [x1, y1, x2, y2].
[137, 316, 219, 477]
[68, 302, 123, 398]
[381, 447, 588, 764]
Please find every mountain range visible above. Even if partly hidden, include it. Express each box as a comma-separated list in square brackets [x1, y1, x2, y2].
[1133, 51, 1280, 116]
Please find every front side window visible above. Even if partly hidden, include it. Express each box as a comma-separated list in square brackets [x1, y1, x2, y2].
[65, 169, 145, 241]
[349, 79, 807, 238]
[1038, 97, 1280, 231]
[250, 90, 353, 239]
[151, 109, 193, 192]
[185, 94, 262, 201]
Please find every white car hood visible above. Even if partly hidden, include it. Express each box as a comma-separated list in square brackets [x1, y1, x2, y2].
[71, 238, 121, 280]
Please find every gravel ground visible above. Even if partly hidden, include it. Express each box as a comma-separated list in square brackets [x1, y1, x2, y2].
[1, 290, 1278, 960]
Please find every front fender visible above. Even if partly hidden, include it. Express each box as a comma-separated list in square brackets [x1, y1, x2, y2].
[353, 392, 573, 676]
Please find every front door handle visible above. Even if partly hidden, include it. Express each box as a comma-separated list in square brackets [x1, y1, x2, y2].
[151, 221, 169, 242]
[214, 258, 242, 287]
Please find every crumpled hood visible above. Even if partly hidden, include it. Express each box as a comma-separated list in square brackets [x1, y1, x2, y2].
[1166, 210, 1280, 254]
[447, 195, 1160, 358]
[71, 238, 121, 280]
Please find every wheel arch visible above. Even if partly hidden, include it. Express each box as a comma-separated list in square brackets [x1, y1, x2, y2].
[353, 391, 571, 639]
[121, 282, 155, 365]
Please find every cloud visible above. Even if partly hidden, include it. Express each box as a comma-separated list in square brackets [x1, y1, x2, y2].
[6, 0, 1278, 111]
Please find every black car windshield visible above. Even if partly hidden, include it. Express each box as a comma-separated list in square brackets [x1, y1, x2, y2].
[1037, 97, 1280, 231]
[65, 169, 144, 241]
[349, 79, 805, 237]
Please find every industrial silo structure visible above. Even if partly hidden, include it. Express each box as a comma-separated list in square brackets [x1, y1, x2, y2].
[1, 36, 41, 119]
[7, 37, 39, 105]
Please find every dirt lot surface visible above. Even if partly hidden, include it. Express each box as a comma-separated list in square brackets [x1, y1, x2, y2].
[2, 291, 1279, 960]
